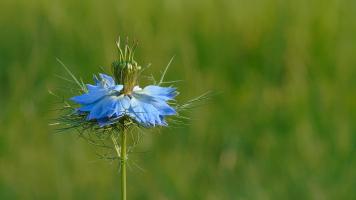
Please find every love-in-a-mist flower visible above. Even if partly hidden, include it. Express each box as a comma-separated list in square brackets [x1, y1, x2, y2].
[53, 38, 209, 200]
[70, 42, 178, 128]
[70, 73, 178, 127]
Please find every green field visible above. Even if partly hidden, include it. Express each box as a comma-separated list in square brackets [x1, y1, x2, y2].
[1, 0, 356, 199]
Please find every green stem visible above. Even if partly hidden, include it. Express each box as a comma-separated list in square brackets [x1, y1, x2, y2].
[121, 128, 127, 200]
[111, 129, 127, 200]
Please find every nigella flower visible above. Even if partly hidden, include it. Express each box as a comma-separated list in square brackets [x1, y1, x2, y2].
[53, 38, 209, 200]
[70, 73, 178, 127]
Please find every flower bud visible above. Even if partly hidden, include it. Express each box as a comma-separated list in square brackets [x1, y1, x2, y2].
[111, 39, 141, 94]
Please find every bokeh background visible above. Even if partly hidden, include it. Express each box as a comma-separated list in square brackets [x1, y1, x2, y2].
[1, 0, 356, 199]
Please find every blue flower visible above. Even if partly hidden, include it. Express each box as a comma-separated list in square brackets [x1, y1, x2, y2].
[70, 73, 178, 127]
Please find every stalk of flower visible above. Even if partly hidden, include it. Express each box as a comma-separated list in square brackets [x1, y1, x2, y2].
[51, 37, 210, 200]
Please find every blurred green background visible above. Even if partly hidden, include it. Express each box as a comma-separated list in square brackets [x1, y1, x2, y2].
[1, 0, 356, 199]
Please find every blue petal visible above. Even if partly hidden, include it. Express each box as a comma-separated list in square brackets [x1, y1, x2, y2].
[128, 98, 163, 126]
[72, 75, 122, 105]
[87, 96, 118, 120]
[112, 95, 131, 117]
[70, 89, 108, 104]
[99, 73, 115, 87]
[78, 104, 95, 112]
[86, 83, 122, 95]
[140, 85, 178, 101]
[132, 93, 176, 116]
[86, 84, 100, 91]
[151, 100, 176, 116]
[127, 98, 148, 124]
[112, 85, 123, 92]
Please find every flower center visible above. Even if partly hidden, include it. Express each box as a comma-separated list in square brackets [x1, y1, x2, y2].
[111, 38, 141, 95]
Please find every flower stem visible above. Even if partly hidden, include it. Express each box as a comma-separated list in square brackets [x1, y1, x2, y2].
[111, 128, 127, 200]
[121, 128, 127, 200]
